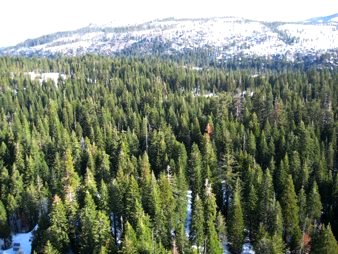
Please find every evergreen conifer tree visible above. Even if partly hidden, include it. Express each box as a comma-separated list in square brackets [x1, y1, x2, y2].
[121, 222, 138, 254]
[47, 195, 70, 253]
[311, 224, 338, 254]
[280, 175, 302, 251]
[228, 179, 244, 254]
[190, 194, 204, 250]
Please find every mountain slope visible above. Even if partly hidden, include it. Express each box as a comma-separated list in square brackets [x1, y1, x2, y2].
[1, 16, 337, 60]
[305, 13, 338, 24]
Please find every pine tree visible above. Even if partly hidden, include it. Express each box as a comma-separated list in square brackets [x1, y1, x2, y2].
[146, 172, 161, 221]
[202, 133, 218, 177]
[204, 182, 223, 254]
[246, 183, 258, 237]
[216, 211, 226, 244]
[206, 220, 223, 254]
[121, 221, 138, 254]
[98, 179, 109, 213]
[92, 211, 115, 253]
[247, 130, 256, 156]
[271, 233, 285, 254]
[43, 240, 60, 254]
[8, 165, 24, 216]
[311, 224, 338, 254]
[62, 149, 80, 203]
[140, 152, 152, 187]
[124, 175, 143, 229]
[258, 130, 270, 169]
[331, 173, 338, 242]
[0, 200, 10, 240]
[228, 179, 244, 254]
[136, 212, 153, 254]
[256, 226, 271, 254]
[298, 187, 307, 229]
[190, 194, 204, 249]
[191, 117, 203, 147]
[307, 181, 323, 225]
[174, 164, 189, 253]
[255, 226, 284, 254]
[257, 169, 275, 234]
[218, 151, 238, 217]
[190, 143, 203, 198]
[289, 151, 301, 192]
[47, 195, 70, 253]
[158, 173, 176, 248]
[79, 192, 97, 253]
[280, 175, 302, 251]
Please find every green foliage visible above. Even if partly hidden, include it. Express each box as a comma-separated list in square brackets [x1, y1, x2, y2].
[0, 200, 10, 239]
[47, 196, 69, 252]
[228, 179, 244, 254]
[307, 181, 323, 223]
[312, 224, 338, 254]
[190, 195, 204, 248]
[255, 226, 284, 254]
[0, 56, 336, 253]
[121, 222, 138, 254]
[42, 240, 60, 254]
[280, 175, 302, 250]
[190, 144, 203, 198]
[201, 181, 223, 253]
[136, 213, 153, 254]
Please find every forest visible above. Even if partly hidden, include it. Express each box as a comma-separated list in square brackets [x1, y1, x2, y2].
[0, 56, 337, 254]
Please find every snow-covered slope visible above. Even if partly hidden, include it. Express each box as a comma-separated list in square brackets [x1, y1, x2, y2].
[1, 15, 337, 59]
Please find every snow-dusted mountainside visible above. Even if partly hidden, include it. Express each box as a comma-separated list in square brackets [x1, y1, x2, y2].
[305, 13, 338, 24]
[1, 15, 337, 60]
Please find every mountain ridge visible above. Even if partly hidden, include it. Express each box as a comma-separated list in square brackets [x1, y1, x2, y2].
[1, 14, 337, 60]
[305, 13, 338, 24]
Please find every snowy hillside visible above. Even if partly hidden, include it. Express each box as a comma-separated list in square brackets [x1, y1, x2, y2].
[0, 15, 337, 60]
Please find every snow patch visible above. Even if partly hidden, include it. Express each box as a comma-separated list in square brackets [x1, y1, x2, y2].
[242, 242, 255, 254]
[185, 190, 193, 237]
[241, 237, 255, 254]
[1, 225, 38, 254]
[25, 72, 66, 86]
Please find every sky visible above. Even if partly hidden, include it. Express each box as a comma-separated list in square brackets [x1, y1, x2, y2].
[0, 0, 337, 47]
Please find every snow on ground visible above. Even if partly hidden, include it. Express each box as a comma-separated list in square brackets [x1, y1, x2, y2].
[278, 23, 338, 52]
[241, 237, 255, 254]
[185, 190, 193, 237]
[25, 72, 66, 85]
[241, 242, 255, 254]
[223, 241, 231, 254]
[3, 17, 337, 58]
[0, 225, 37, 254]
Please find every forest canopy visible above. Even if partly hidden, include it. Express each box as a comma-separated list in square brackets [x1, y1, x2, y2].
[0, 56, 337, 254]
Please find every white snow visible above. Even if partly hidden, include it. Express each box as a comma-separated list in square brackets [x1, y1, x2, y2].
[25, 72, 66, 86]
[241, 242, 255, 254]
[185, 190, 193, 237]
[241, 237, 255, 254]
[4, 17, 338, 59]
[0, 225, 37, 254]
[278, 23, 338, 54]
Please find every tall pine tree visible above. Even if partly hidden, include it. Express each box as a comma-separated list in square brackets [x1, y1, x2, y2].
[228, 179, 244, 254]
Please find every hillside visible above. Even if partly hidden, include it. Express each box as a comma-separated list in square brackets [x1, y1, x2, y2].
[1, 15, 337, 61]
